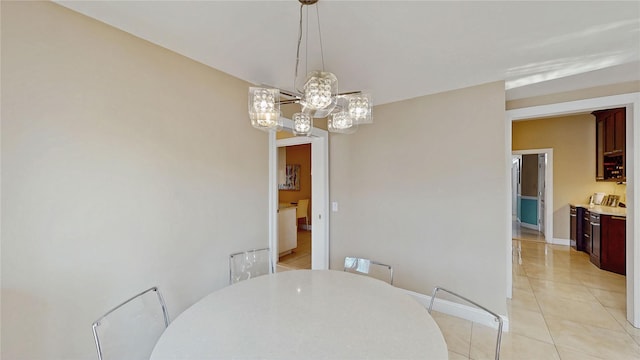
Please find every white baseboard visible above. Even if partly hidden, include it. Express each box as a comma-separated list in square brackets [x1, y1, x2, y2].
[403, 289, 510, 332]
[551, 238, 571, 246]
[519, 222, 539, 230]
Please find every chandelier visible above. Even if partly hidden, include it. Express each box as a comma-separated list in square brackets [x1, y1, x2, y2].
[248, 0, 372, 136]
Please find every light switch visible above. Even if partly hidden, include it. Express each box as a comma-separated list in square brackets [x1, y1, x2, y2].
[331, 202, 339, 212]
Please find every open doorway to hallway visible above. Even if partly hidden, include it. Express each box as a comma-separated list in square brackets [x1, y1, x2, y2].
[512, 150, 553, 244]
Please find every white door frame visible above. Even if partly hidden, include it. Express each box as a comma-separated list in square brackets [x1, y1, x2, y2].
[505, 92, 640, 327]
[538, 153, 546, 235]
[512, 149, 554, 244]
[512, 155, 521, 219]
[269, 119, 330, 270]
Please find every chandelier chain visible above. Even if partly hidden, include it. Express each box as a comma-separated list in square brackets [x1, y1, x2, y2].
[294, 3, 326, 91]
[294, 4, 304, 91]
[316, 3, 325, 71]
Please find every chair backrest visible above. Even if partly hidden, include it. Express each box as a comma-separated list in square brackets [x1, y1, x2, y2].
[343, 256, 394, 285]
[92, 286, 170, 360]
[428, 286, 503, 360]
[296, 199, 309, 219]
[229, 247, 273, 284]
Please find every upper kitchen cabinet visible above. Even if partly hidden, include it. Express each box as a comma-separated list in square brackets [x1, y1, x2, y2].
[594, 107, 626, 181]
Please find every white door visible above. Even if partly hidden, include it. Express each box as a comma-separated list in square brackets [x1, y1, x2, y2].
[512, 155, 521, 220]
[537, 154, 546, 234]
[310, 135, 328, 269]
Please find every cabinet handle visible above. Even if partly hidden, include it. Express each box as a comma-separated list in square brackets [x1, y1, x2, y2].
[611, 216, 626, 220]
[590, 222, 600, 227]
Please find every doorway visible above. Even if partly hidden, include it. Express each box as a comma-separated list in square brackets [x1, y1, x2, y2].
[276, 143, 312, 270]
[505, 93, 639, 327]
[268, 118, 329, 271]
[512, 149, 553, 244]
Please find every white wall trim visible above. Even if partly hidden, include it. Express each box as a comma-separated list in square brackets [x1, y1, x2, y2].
[506, 92, 640, 328]
[404, 289, 510, 332]
[519, 222, 539, 231]
[551, 238, 571, 246]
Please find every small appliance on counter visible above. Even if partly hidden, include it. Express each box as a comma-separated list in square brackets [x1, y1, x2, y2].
[589, 192, 606, 206]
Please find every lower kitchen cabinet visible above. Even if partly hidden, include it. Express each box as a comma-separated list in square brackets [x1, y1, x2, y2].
[570, 206, 586, 251]
[589, 213, 601, 268]
[571, 205, 626, 275]
[582, 210, 591, 254]
[600, 215, 626, 275]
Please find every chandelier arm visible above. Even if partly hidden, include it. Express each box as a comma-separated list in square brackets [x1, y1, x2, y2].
[279, 89, 302, 98]
[278, 99, 301, 105]
[337, 91, 362, 96]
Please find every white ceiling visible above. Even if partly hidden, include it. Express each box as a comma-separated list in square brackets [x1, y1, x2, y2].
[54, 0, 640, 105]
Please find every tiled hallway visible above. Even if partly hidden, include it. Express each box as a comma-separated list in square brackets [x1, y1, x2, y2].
[433, 232, 639, 359]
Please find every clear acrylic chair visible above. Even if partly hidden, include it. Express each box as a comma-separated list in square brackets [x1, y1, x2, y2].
[428, 286, 503, 360]
[229, 247, 273, 284]
[343, 256, 394, 285]
[91, 286, 170, 360]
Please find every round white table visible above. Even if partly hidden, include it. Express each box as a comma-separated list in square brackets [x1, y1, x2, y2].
[151, 270, 448, 359]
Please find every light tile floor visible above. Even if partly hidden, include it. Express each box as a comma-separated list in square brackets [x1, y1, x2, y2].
[276, 230, 311, 271]
[432, 224, 640, 359]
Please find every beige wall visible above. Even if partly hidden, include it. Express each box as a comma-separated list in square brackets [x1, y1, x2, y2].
[1, 2, 269, 359]
[278, 144, 312, 224]
[329, 81, 508, 315]
[513, 114, 627, 240]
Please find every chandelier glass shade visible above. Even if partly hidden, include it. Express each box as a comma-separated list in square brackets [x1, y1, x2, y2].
[292, 112, 313, 136]
[300, 71, 337, 112]
[247, 0, 371, 135]
[346, 93, 372, 124]
[248, 87, 282, 132]
[327, 95, 357, 134]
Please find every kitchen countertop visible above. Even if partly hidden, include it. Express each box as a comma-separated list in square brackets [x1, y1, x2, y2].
[571, 203, 627, 217]
[278, 202, 297, 210]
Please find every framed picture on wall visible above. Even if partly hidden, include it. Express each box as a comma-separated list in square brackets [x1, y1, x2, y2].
[279, 164, 300, 190]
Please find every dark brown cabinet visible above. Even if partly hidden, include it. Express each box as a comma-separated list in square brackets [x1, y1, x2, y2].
[601, 215, 626, 275]
[582, 209, 591, 254]
[570, 205, 586, 251]
[594, 108, 626, 181]
[570, 206, 577, 248]
[589, 213, 601, 268]
[571, 206, 626, 275]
